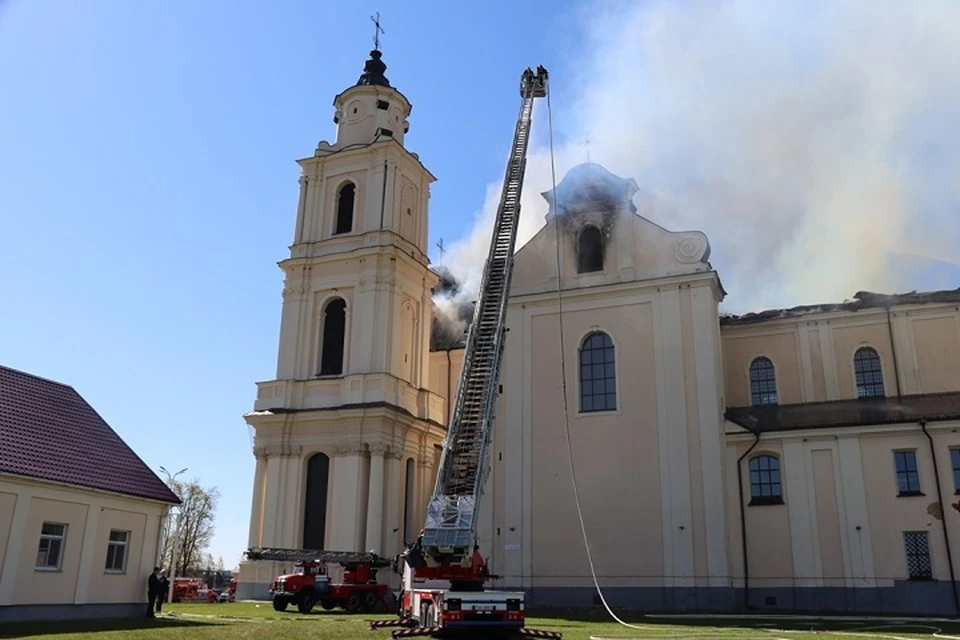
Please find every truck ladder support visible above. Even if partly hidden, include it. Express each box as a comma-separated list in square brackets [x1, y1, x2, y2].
[421, 67, 548, 558]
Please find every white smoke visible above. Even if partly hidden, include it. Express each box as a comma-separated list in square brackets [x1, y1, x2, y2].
[436, 0, 960, 314]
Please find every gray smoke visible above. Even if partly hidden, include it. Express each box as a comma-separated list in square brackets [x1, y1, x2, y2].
[435, 0, 960, 315]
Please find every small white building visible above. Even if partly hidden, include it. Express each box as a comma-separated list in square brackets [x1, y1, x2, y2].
[0, 365, 180, 622]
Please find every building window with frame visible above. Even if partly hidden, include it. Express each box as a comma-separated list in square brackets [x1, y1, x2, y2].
[104, 530, 129, 573]
[334, 182, 355, 235]
[577, 225, 604, 273]
[579, 331, 616, 413]
[854, 346, 885, 398]
[904, 531, 933, 580]
[749, 454, 784, 505]
[36, 522, 66, 570]
[318, 297, 347, 376]
[749, 356, 778, 405]
[894, 450, 922, 496]
[952, 448, 960, 494]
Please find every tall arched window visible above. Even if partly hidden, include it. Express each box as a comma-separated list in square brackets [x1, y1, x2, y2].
[334, 182, 355, 235]
[403, 458, 415, 544]
[303, 453, 330, 548]
[854, 346, 884, 398]
[577, 225, 604, 273]
[319, 298, 346, 376]
[749, 356, 778, 405]
[579, 331, 616, 412]
[749, 454, 783, 505]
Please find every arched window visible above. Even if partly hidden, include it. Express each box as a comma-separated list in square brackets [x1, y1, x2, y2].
[854, 346, 884, 398]
[749, 357, 778, 405]
[319, 298, 346, 376]
[579, 331, 616, 412]
[749, 454, 783, 505]
[577, 225, 604, 273]
[334, 183, 355, 235]
[403, 458, 415, 544]
[303, 453, 330, 548]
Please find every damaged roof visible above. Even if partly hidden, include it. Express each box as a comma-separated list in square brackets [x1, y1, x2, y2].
[721, 287, 960, 326]
[0, 365, 180, 504]
[726, 391, 960, 433]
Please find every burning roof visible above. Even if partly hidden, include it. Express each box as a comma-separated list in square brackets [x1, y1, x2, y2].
[720, 287, 960, 326]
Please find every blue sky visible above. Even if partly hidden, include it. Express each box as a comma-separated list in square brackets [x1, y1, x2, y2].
[0, 0, 587, 567]
[3, 0, 960, 570]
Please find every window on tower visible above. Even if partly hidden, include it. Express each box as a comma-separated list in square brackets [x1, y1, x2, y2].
[319, 298, 347, 376]
[334, 182, 355, 235]
[577, 225, 604, 273]
[302, 453, 329, 549]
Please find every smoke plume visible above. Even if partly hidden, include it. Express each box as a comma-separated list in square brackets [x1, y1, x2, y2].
[434, 0, 960, 316]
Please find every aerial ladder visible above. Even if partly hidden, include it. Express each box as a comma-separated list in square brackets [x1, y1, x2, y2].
[371, 66, 560, 639]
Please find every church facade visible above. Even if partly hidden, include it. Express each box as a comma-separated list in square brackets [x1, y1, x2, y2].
[239, 50, 960, 616]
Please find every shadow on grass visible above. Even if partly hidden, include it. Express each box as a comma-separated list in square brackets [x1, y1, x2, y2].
[528, 609, 960, 635]
[0, 615, 216, 638]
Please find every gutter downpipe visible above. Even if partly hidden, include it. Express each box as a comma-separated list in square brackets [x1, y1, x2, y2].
[737, 428, 762, 610]
[920, 418, 960, 615]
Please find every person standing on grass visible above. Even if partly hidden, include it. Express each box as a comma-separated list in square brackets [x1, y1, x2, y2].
[155, 571, 169, 614]
[146, 567, 161, 618]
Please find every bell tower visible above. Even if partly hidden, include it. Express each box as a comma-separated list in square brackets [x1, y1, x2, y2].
[239, 43, 447, 600]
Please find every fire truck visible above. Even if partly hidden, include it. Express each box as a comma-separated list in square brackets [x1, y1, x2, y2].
[370, 66, 561, 639]
[245, 547, 391, 614]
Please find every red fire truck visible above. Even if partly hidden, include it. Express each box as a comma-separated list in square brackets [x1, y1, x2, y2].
[245, 547, 390, 614]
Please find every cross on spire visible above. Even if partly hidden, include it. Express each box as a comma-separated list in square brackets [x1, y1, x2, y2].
[436, 238, 446, 259]
[371, 12, 385, 51]
[579, 137, 592, 162]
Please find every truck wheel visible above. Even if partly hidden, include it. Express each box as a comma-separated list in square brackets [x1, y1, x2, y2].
[361, 591, 377, 611]
[320, 599, 336, 610]
[345, 592, 361, 612]
[272, 597, 288, 612]
[297, 591, 317, 614]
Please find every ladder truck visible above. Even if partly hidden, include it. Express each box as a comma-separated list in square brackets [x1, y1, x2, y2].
[245, 547, 391, 613]
[371, 66, 561, 640]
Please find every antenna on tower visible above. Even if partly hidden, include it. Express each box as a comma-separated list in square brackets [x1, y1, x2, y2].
[371, 12, 385, 51]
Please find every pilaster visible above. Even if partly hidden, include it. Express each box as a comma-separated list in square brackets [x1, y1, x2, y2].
[248, 448, 268, 547]
[328, 442, 368, 551]
[0, 493, 29, 605]
[73, 502, 101, 603]
[365, 444, 387, 554]
[383, 448, 404, 560]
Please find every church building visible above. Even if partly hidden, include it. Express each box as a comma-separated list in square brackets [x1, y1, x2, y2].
[239, 48, 960, 617]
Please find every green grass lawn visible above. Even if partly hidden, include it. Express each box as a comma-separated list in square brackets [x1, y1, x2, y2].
[5, 603, 960, 640]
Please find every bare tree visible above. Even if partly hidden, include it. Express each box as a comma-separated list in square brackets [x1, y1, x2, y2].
[158, 473, 220, 577]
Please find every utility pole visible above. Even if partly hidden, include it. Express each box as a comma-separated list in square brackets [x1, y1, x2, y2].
[159, 466, 187, 604]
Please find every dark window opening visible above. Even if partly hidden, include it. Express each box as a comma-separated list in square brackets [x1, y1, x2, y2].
[749, 455, 783, 505]
[579, 332, 616, 412]
[319, 298, 346, 376]
[895, 450, 922, 495]
[403, 458, 415, 544]
[854, 346, 884, 398]
[577, 226, 604, 273]
[378, 128, 394, 138]
[335, 183, 355, 235]
[951, 448, 960, 493]
[904, 531, 932, 580]
[749, 357, 778, 405]
[303, 453, 329, 549]
[377, 100, 390, 110]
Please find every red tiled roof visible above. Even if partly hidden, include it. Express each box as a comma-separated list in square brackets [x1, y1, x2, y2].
[0, 365, 180, 504]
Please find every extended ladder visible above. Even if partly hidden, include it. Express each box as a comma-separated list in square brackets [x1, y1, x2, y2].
[422, 67, 548, 555]
[245, 547, 391, 567]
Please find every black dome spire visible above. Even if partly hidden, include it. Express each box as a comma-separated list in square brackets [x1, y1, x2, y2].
[356, 50, 391, 87]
